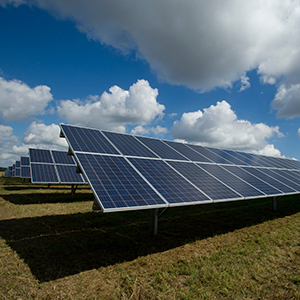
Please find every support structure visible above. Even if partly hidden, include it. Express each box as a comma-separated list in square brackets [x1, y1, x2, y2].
[150, 208, 159, 236]
[71, 184, 78, 199]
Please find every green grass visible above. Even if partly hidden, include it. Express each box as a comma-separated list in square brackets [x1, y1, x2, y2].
[0, 174, 300, 299]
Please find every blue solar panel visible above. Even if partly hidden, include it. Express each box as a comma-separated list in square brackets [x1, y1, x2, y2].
[241, 167, 296, 194]
[16, 161, 20, 168]
[254, 168, 300, 192]
[129, 158, 211, 205]
[75, 153, 167, 211]
[56, 165, 86, 183]
[167, 161, 241, 201]
[163, 141, 212, 162]
[52, 150, 76, 165]
[222, 165, 284, 196]
[21, 166, 31, 178]
[198, 164, 265, 198]
[21, 156, 30, 166]
[136, 136, 188, 161]
[187, 144, 233, 164]
[60, 124, 119, 154]
[29, 148, 53, 163]
[205, 147, 248, 166]
[103, 131, 158, 158]
[31, 164, 59, 183]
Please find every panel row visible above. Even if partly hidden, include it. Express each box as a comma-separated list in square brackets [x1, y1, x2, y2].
[72, 152, 300, 212]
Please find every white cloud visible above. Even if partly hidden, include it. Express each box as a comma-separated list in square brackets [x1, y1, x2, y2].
[130, 125, 168, 136]
[57, 79, 165, 132]
[22, 122, 68, 149]
[0, 124, 18, 149]
[0, 125, 19, 166]
[0, 76, 53, 122]
[171, 100, 283, 151]
[239, 75, 250, 92]
[251, 144, 283, 157]
[3, 0, 300, 92]
[298, 128, 300, 138]
[271, 84, 300, 119]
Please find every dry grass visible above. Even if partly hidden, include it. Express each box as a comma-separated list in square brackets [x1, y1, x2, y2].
[0, 174, 300, 299]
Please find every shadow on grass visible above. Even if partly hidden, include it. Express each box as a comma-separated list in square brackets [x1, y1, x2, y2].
[0, 195, 299, 282]
[1, 191, 94, 204]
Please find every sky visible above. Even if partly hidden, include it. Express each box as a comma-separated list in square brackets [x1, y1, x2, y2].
[1, 0, 300, 167]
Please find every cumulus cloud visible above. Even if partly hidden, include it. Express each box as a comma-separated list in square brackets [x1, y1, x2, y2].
[251, 144, 283, 157]
[0, 125, 18, 149]
[130, 125, 168, 136]
[0, 125, 19, 166]
[22, 122, 68, 149]
[3, 0, 300, 92]
[0, 76, 53, 122]
[271, 84, 300, 119]
[57, 80, 165, 132]
[171, 100, 283, 152]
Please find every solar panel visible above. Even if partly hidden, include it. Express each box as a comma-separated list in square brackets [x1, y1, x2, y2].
[60, 124, 119, 154]
[20, 156, 31, 178]
[256, 168, 300, 192]
[29, 148, 53, 163]
[59, 123, 300, 216]
[31, 163, 59, 183]
[187, 144, 233, 164]
[197, 163, 265, 198]
[167, 161, 242, 201]
[56, 165, 86, 184]
[75, 153, 167, 211]
[222, 165, 284, 196]
[29, 148, 87, 184]
[136, 136, 188, 161]
[205, 147, 249, 166]
[163, 140, 212, 162]
[241, 167, 296, 194]
[102, 131, 158, 158]
[128, 158, 211, 206]
[52, 150, 76, 165]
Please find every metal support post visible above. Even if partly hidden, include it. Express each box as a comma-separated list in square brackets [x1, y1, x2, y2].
[272, 197, 277, 211]
[150, 208, 159, 236]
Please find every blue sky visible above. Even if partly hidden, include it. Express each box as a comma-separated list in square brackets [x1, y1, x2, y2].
[1, 1, 300, 167]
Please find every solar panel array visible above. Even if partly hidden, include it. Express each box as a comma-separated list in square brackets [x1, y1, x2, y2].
[29, 148, 87, 184]
[60, 124, 300, 213]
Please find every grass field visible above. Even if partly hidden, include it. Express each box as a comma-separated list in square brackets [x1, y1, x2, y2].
[0, 173, 300, 299]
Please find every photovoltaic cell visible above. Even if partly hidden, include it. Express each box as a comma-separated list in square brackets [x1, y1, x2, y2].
[198, 163, 265, 198]
[102, 131, 158, 158]
[167, 161, 241, 201]
[136, 136, 188, 161]
[75, 153, 166, 211]
[129, 157, 211, 205]
[61, 124, 119, 154]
